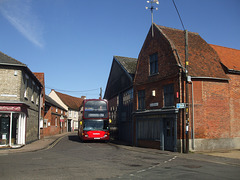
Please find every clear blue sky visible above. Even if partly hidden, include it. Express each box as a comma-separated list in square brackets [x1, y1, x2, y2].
[0, 0, 239, 99]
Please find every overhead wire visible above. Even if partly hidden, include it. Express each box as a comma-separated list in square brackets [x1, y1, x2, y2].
[172, 0, 186, 30]
[45, 86, 99, 93]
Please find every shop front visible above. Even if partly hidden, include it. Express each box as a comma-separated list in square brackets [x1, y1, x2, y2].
[0, 104, 27, 148]
[134, 108, 178, 152]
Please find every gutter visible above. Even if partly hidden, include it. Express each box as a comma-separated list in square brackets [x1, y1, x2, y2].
[191, 76, 229, 81]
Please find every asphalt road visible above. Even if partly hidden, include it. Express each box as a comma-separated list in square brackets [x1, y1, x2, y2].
[0, 134, 239, 180]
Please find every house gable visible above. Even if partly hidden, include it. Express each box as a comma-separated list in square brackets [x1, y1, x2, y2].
[50, 90, 83, 111]
[104, 56, 137, 100]
[155, 25, 228, 79]
[134, 25, 180, 85]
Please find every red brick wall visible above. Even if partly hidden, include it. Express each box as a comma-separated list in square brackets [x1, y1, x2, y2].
[192, 80, 231, 139]
[43, 106, 67, 137]
[135, 26, 179, 87]
[228, 74, 240, 137]
[133, 25, 240, 150]
[134, 25, 180, 111]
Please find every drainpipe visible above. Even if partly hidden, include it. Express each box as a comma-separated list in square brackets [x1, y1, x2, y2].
[190, 80, 194, 150]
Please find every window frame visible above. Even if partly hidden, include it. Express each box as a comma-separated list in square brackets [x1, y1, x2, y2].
[163, 84, 175, 107]
[138, 90, 145, 110]
[149, 53, 158, 75]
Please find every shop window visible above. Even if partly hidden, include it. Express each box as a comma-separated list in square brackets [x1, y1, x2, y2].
[138, 90, 145, 110]
[164, 84, 174, 107]
[150, 53, 158, 75]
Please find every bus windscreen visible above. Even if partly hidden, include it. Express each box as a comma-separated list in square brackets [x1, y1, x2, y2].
[84, 101, 108, 118]
[83, 119, 109, 131]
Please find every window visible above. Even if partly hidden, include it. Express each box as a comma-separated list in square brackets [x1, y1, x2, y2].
[55, 117, 58, 126]
[150, 53, 158, 75]
[31, 81, 35, 103]
[24, 74, 29, 99]
[138, 90, 145, 110]
[164, 84, 174, 107]
[44, 119, 48, 128]
[56, 108, 58, 113]
[36, 87, 39, 105]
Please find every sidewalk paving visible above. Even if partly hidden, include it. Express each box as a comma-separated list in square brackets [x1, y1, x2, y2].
[0, 132, 72, 154]
[198, 149, 240, 160]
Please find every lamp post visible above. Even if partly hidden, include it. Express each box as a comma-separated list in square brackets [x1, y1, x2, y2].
[146, 0, 159, 37]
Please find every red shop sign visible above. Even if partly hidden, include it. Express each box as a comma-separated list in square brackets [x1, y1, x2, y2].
[0, 106, 21, 112]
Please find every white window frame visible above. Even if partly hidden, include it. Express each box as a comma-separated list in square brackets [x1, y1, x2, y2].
[24, 74, 29, 99]
[31, 81, 35, 103]
[55, 117, 58, 127]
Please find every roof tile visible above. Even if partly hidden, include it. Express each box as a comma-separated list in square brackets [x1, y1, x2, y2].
[210, 44, 240, 71]
[156, 25, 228, 79]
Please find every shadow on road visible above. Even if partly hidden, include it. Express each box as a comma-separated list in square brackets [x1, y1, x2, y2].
[68, 135, 108, 144]
[68, 135, 81, 143]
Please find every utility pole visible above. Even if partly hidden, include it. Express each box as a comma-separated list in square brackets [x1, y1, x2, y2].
[145, 0, 159, 37]
[99, 87, 102, 99]
[172, 0, 189, 153]
[185, 30, 189, 153]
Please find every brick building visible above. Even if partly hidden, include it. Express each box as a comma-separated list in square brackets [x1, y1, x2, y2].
[34, 73, 45, 139]
[43, 95, 67, 136]
[0, 51, 42, 147]
[133, 24, 240, 152]
[104, 56, 137, 143]
[49, 90, 84, 132]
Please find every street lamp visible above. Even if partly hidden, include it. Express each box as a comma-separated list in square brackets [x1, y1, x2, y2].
[145, 0, 159, 37]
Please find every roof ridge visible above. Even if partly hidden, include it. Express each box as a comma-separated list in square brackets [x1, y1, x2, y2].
[210, 44, 240, 51]
[155, 24, 199, 36]
[114, 55, 137, 60]
[0, 51, 27, 66]
[55, 90, 83, 99]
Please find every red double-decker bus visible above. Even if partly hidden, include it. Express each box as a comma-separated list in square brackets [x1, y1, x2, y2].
[78, 99, 110, 141]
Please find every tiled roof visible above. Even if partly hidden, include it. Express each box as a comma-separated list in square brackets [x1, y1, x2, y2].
[114, 56, 137, 75]
[156, 25, 228, 79]
[0, 51, 43, 87]
[54, 91, 84, 111]
[0, 51, 26, 67]
[45, 95, 67, 111]
[210, 44, 240, 71]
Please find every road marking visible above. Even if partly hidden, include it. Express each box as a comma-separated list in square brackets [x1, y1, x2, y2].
[122, 156, 178, 178]
[45, 135, 67, 150]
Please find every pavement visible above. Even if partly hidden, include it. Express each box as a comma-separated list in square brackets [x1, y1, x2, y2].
[0, 132, 71, 154]
[0, 132, 240, 163]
